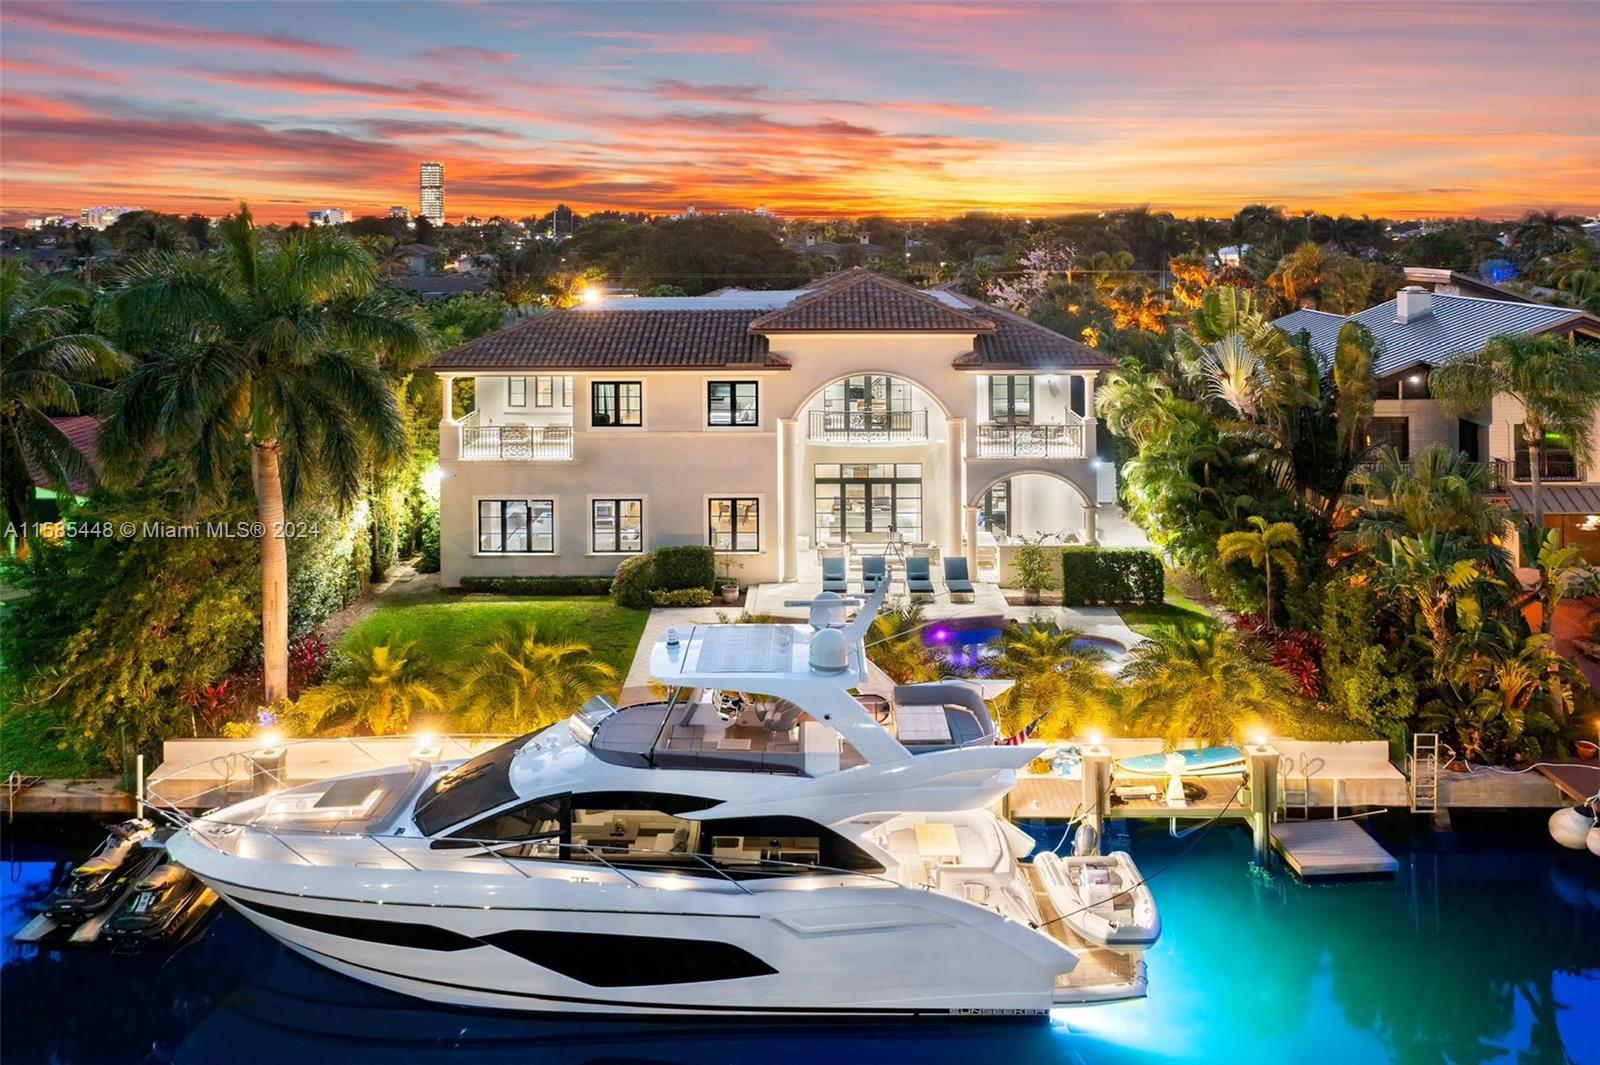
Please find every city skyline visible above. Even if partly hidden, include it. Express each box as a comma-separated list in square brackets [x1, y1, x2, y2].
[2, 1, 1598, 225]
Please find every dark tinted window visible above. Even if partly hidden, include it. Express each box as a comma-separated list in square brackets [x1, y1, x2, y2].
[412, 734, 530, 836]
[451, 795, 568, 841]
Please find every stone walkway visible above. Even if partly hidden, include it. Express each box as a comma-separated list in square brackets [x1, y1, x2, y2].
[316, 558, 439, 645]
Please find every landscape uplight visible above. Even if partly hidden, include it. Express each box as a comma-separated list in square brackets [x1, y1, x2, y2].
[579, 285, 603, 306]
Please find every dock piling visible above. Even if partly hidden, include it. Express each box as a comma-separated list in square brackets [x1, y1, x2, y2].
[1081, 742, 1113, 856]
[1246, 742, 1280, 864]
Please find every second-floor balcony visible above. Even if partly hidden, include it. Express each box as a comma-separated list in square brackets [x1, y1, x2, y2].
[1493, 456, 1586, 488]
[975, 420, 1086, 460]
[459, 422, 574, 461]
[808, 408, 929, 444]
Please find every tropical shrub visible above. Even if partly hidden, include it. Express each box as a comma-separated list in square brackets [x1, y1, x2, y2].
[1123, 623, 1295, 744]
[292, 639, 444, 735]
[417, 507, 441, 573]
[867, 606, 942, 684]
[610, 552, 656, 608]
[459, 576, 612, 596]
[653, 545, 716, 591]
[1060, 547, 1163, 606]
[652, 588, 714, 607]
[454, 621, 618, 733]
[1012, 538, 1059, 602]
[988, 623, 1117, 741]
[1233, 613, 1324, 698]
[1318, 580, 1416, 742]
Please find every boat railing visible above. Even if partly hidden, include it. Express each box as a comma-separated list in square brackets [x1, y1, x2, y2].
[143, 733, 516, 825]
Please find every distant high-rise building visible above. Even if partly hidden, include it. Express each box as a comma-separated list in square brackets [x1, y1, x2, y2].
[419, 162, 445, 223]
[78, 205, 141, 230]
[306, 208, 350, 226]
[551, 203, 574, 237]
[388, 205, 410, 220]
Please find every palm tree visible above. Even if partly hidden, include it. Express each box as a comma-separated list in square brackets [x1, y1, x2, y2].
[1332, 322, 1377, 460]
[1217, 515, 1302, 623]
[0, 262, 126, 532]
[1521, 523, 1600, 636]
[867, 605, 943, 684]
[1123, 624, 1292, 744]
[1373, 532, 1499, 663]
[293, 640, 444, 735]
[97, 204, 434, 703]
[1339, 445, 1505, 553]
[456, 620, 618, 733]
[1509, 211, 1584, 266]
[988, 623, 1118, 741]
[1430, 333, 1600, 529]
[1095, 361, 1174, 447]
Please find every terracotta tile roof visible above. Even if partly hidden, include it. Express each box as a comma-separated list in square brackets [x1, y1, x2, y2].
[26, 416, 101, 495]
[949, 299, 1119, 371]
[425, 309, 784, 371]
[749, 268, 994, 333]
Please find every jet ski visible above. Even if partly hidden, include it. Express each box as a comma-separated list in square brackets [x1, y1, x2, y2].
[100, 863, 217, 953]
[42, 819, 160, 926]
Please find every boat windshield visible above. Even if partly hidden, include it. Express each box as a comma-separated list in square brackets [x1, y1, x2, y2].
[412, 731, 535, 836]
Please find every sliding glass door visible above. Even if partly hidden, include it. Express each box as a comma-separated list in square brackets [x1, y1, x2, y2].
[814, 463, 922, 542]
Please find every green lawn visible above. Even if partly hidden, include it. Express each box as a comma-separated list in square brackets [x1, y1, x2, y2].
[337, 593, 650, 693]
[1117, 579, 1216, 635]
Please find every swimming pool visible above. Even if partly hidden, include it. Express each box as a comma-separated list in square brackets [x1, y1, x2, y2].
[925, 619, 1127, 672]
[3, 814, 1596, 1064]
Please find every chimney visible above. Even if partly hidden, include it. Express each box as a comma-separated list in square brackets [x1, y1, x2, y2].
[858, 233, 869, 245]
[1396, 285, 1433, 324]
[805, 234, 816, 247]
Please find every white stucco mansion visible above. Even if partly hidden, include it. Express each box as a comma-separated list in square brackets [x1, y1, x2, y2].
[424, 269, 1122, 588]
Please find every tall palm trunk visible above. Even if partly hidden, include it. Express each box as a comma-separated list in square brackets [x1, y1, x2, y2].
[1263, 555, 1274, 627]
[252, 441, 290, 704]
[1525, 427, 1552, 633]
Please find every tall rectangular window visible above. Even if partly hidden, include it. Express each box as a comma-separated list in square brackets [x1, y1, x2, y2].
[1514, 425, 1580, 480]
[591, 382, 641, 427]
[1363, 417, 1410, 460]
[477, 499, 554, 553]
[592, 498, 643, 553]
[709, 498, 759, 551]
[507, 377, 527, 408]
[535, 376, 571, 407]
[988, 375, 1033, 424]
[707, 381, 759, 426]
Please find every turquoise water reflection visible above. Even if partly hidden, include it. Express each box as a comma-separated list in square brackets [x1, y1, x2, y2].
[3, 814, 1596, 1064]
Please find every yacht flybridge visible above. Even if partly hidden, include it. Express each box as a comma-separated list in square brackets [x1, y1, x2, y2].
[163, 585, 1150, 1017]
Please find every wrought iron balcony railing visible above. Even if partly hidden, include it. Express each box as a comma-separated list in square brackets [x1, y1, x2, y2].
[460, 424, 574, 461]
[808, 408, 928, 444]
[975, 421, 1085, 459]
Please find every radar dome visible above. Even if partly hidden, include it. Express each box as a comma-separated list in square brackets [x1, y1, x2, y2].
[809, 628, 850, 673]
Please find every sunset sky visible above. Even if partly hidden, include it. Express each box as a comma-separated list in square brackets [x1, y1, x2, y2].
[3, 1, 1597, 224]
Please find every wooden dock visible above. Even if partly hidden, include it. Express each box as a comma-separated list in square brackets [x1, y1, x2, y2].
[1, 778, 135, 817]
[1271, 820, 1397, 878]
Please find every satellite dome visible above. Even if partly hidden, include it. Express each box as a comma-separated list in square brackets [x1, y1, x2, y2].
[809, 628, 850, 673]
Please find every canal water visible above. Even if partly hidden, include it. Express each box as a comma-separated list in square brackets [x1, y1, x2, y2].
[3, 813, 1596, 1064]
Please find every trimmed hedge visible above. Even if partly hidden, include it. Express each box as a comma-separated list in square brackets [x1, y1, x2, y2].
[611, 553, 657, 608]
[653, 545, 716, 591]
[1060, 547, 1163, 606]
[459, 576, 612, 596]
[651, 588, 714, 607]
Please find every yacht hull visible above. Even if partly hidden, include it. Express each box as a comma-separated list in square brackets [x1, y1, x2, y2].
[173, 839, 1072, 1017]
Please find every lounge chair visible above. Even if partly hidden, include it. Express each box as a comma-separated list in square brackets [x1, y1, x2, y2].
[861, 554, 889, 594]
[943, 556, 975, 602]
[905, 555, 935, 599]
[821, 555, 849, 594]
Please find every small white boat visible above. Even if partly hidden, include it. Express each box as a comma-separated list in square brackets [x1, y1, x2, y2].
[1033, 850, 1161, 949]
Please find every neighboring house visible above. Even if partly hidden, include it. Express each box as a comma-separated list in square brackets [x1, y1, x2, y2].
[394, 243, 437, 276]
[1400, 266, 1543, 304]
[422, 268, 1119, 587]
[1275, 286, 1600, 559]
[24, 416, 100, 498]
[391, 274, 490, 301]
[788, 233, 887, 266]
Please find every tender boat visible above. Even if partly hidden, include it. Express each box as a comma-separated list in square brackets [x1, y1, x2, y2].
[162, 585, 1150, 1016]
[1114, 746, 1244, 778]
[1032, 850, 1160, 950]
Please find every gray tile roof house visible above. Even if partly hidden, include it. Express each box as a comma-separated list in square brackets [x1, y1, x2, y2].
[1274, 287, 1598, 378]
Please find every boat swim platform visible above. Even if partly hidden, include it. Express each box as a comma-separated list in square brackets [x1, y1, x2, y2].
[1269, 820, 1398, 878]
[1536, 760, 1600, 805]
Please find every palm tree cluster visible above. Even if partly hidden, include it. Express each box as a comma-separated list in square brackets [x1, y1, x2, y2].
[290, 621, 618, 737]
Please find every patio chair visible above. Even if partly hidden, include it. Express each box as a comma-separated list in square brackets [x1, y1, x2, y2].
[943, 556, 975, 602]
[861, 554, 889, 594]
[905, 555, 935, 599]
[821, 555, 849, 594]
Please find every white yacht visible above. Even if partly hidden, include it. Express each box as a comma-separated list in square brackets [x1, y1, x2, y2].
[164, 585, 1147, 1017]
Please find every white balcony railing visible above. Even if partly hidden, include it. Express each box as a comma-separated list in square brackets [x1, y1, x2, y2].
[974, 420, 1085, 459]
[808, 409, 929, 444]
[459, 423, 574, 461]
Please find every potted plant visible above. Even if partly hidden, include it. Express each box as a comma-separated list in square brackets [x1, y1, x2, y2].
[716, 554, 744, 605]
[1014, 536, 1059, 605]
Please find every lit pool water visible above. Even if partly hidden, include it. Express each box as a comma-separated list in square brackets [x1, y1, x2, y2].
[3, 814, 1596, 1064]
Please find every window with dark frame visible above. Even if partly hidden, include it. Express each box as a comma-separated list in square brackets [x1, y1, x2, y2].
[507, 377, 527, 407]
[1514, 425, 1581, 480]
[477, 499, 555, 553]
[988, 375, 1033, 424]
[592, 498, 643, 553]
[709, 498, 759, 551]
[1363, 417, 1411, 461]
[535, 376, 571, 408]
[591, 381, 642, 426]
[707, 381, 759, 426]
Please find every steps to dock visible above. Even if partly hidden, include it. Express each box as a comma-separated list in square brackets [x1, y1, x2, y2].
[1409, 733, 1440, 814]
[1270, 820, 1398, 878]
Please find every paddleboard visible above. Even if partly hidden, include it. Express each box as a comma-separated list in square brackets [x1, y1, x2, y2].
[1115, 746, 1245, 778]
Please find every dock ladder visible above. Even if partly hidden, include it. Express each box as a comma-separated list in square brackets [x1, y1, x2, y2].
[1279, 756, 1311, 821]
[1409, 733, 1440, 813]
